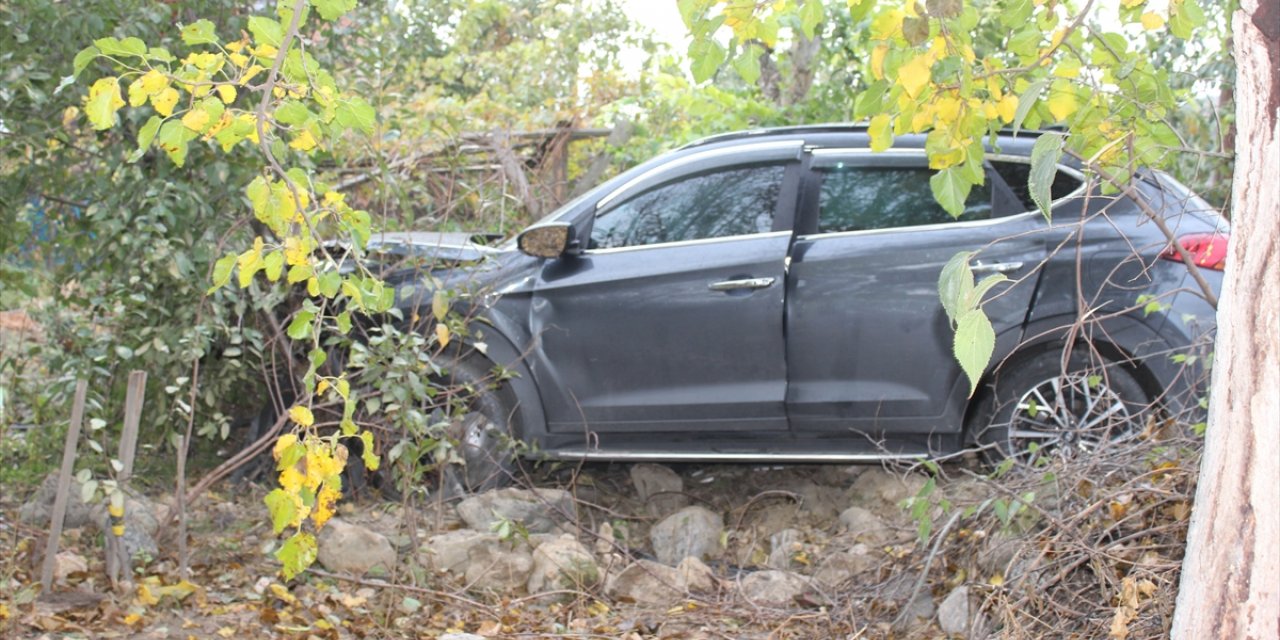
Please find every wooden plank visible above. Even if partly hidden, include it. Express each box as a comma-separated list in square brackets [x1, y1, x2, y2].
[107, 370, 146, 587]
[39, 380, 88, 593]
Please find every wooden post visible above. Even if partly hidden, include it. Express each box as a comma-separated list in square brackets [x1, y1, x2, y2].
[106, 371, 146, 587]
[175, 434, 188, 580]
[39, 380, 88, 593]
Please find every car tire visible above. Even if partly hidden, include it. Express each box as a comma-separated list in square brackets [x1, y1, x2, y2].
[973, 346, 1151, 464]
[379, 353, 518, 497]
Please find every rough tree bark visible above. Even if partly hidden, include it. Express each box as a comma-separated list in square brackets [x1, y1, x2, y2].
[1171, 0, 1280, 638]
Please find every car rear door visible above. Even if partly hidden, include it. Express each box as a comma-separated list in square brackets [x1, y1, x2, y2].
[784, 149, 1049, 439]
[529, 141, 804, 434]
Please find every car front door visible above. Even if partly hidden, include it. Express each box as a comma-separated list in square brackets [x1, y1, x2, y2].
[785, 150, 1049, 442]
[528, 141, 803, 434]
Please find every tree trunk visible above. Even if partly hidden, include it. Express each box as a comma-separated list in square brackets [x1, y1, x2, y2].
[1171, 1, 1280, 638]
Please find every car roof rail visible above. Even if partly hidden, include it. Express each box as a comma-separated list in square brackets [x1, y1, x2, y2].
[676, 123, 1067, 151]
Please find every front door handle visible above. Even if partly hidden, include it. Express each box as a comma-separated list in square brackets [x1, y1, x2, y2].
[708, 277, 776, 292]
[971, 261, 1024, 274]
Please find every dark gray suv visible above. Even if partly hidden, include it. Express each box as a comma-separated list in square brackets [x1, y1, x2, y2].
[377, 125, 1224, 488]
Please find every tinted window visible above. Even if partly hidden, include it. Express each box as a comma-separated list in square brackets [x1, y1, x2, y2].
[590, 164, 786, 249]
[817, 167, 992, 233]
[991, 160, 1083, 211]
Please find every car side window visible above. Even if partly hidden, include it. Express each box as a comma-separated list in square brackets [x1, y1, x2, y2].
[817, 167, 992, 234]
[590, 164, 786, 250]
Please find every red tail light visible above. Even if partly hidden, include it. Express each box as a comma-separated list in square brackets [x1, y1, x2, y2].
[1160, 233, 1229, 271]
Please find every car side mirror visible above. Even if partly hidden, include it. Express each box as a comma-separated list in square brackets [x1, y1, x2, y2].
[517, 222, 578, 258]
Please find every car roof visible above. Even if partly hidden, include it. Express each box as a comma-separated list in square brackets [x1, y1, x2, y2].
[677, 123, 1063, 158]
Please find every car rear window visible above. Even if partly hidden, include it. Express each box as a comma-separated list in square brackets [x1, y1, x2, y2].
[817, 167, 992, 233]
[990, 160, 1083, 212]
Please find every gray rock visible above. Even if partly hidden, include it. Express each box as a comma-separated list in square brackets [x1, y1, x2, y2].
[937, 585, 973, 637]
[738, 570, 812, 608]
[630, 463, 688, 516]
[649, 505, 723, 566]
[903, 592, 936, 622]
[317, 518, 396, 577]
[527, 535, 599, 594]
[812, 543, 880, 587]
[607, 558, 715, 606]
[21, 473, 93, 529]
[838, 506, 896, 545]
[676, 556, 718, 594]
[422, 530, 499, 574]
[465, 541, 534, 593]
[767, 528, 803, 570]
[90, 495, 160, 562]
[455, 488, 575, 534]
[849, 469, 929, 510]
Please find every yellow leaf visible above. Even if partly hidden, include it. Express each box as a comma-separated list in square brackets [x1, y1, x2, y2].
[151, 87, 180, 117]
[1141, 12, 1165, 30]
[934, 95, 961, 124]
[181, 107, 210, 132]
[217, 627, 236, 637]
[317, 379, 330, 395]
[216, 85, 236, 103]
[128, 77, 149, 107]
[313, 484, 340, 529]
[989, 573, 1005, 586]
[85, 77, 126, 130]
[0, 602, 10, 621]
[273, 433, 298, 460]
[228, 52, 249, 68]
[1047, 81, 1079, 121]
[139, 69, 168, 95]
[240, 64, 266, 86]
[870, 44, 888, 81]
[269, 583, 297, 605]
[1121, 0, 1144, 7]
[435, 323, 451, 347]
[289, 129, 317, 152]
[307, 276, 320, 297]
[288, 406, 314, 428]
[996, 94, 1018, 123]
[137, 584, 160, 606]
[897, 54, 933, 100]
[123, 612, 144, 625]
[870, 9, 904, 40]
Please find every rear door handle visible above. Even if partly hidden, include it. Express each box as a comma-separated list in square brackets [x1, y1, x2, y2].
[971, 261, 1024, 274]
[708, 277, 776, 292]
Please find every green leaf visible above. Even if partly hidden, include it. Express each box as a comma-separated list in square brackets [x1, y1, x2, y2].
[965, 274, 1010, 310]
[1169, 0, 1204, 38]
[314, 0, 357, 21]
[853, 81, 888, 119]
[181, 19, 219, 46]
[930, 167, 972, 218]
[317, 271, 341, 298]
[93, 37, 147, 58]
[85, 77, 122, 130]
[276, 531, 317, 580]
[938, 251, 976, 324]
[335, 310, 352, 334]
[287, 310, 315, 340]
[264, 489, 296, 534]
[73, 46, 99, 78]
[359, 430, 379, 471]
[334, 96, 376, 133]
[275, 100, 311, 126]
[263, 250, 284, 282]
[954, 309, 996, 396]
[248, 16, 285, 47]
[731, 46, 761, 85]
[208, 253, 237, 294]
[799, 0, 824, 39]
[133, 115, 163, 160]
[688, 38, 726, 83]
[1029, 132, 1065, 220]
[431, 289, 449, 322]
[998, 0, 1033, 28]
[156, 120, 196, 167]
[1012, 79, 1048, 135]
